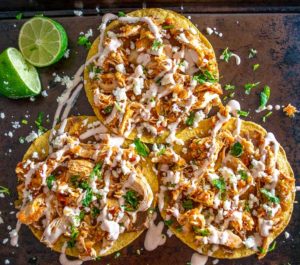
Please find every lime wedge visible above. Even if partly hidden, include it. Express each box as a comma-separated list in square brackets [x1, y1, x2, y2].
[18, 16, 68, 67]
[0, 47, 41, 99]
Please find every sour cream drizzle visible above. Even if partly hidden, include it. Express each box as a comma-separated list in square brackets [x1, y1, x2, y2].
[144, 212, 166, 251]
[190, 253, 208, 265]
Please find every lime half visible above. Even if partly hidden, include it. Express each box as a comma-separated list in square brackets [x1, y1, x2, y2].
[18, 16, 68, 67]
[0, 48, 41, 99]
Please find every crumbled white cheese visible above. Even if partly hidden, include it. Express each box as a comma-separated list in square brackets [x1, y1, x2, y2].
[116, 64, 126, 74]
[113, 87, 127, 101]
[206, 27, 214, 35]
[73, 10, 83, 16]
[25, 131, 39, 143]
[63, 49, 70, 58]
[0, 112, 5, 119]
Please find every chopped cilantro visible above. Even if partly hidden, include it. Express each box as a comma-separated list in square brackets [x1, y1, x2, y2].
[260, 188, 280, 204]
[229, 92, 235, 98]
[118, 11, 126, 17]
[87, 63, 102, 76]
[82, 187, 93, 207]
[268, 241, 277, 252]
[157, 146, 166, 156]
[262, 111, 272, 122]
[253, 63, 260, 71]
[21, 119, 28, 125]
[230, 142, 243, 157]
[103, 105, 113, 114]
[176, 225, 183, 232]
[79, 180, 90, 190]
[0, 186, 10, 195]
[212, 178, 226, 192]
[164, 219, 173, 227]
[258, 246, 266, 254]
[78, 211, 85, 221]
[155, 77, 163, 85]
[114, 102, 123, 112]
[244, 201, 250, 212]
[182, 199, 194, 210]
[16, 13, 23, 20]
[123, 190, 139, 211]
[259, 85, 271, 108]
[67, 225, 79, 248]
[237, 110, 249, 117]
[91, 207, 101, 217]
[193, 70, 217, 84]
[244, 82, 260, 95]
[133, 138, 149, 157]
[193, 227, 210, 236]
[90, 163, 102, 179]
[221, 47, 233, 63]
[152, 40, 163, 51]
[46, 175, 55, 190]
[249, 48, 257, 59]
[77, 35, 92, 49]
[35, 112, 47, 134]
[238, 170, 248, 181]
[162, 24, 174, 30]
[224, 84, 235, 91]
[70, 175, 79, 187]
[186, 112, 195, 126]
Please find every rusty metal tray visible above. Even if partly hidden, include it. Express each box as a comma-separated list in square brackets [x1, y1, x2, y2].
[0, 3, 299, 265]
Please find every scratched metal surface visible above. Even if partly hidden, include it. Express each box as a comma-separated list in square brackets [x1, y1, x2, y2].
[0, 12, 299, 265]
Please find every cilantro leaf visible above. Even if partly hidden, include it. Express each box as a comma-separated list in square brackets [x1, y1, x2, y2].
[152, 40, 163, 51]
[35, 112, 47, 134]
[268, 241, 277, 252]
[0, 186, 10, 195]
[182, 199, 194, 210]
[67, 225, 79, 248]
[91, 207, 101, 217]
[162, 25, 174, 30]
[259, 85, 271, 108]
[230, 142, 243, 157]
[221, 47, 233, 63]
[103, 105, 113, 114]
[16, 13, 23, 20]
[118, 11, 126, 17]
[82, 187, 93, 207]
[193, 227, 210, 236]
[212, 178, 226, 192]
[157, 146, 166, 156]
[193, 70, 217, 84]
[224, 84, 235, 91]
[46, 175, 55, 190]
[90, 163, 102, 180]
[253, 64, 260, 71]
[133, 138, 149, 157]
[123, 190, 139, 211]
[260, 188, 280, 204]
[164, 219, 173, 227]
[77, 35, 92, 49]
[244, 82, 260, 95]
[186, 112, 195, 126]
[262, 111, 272, 122]
[238, 170, 248, 181]
[237, 110, 249, 117]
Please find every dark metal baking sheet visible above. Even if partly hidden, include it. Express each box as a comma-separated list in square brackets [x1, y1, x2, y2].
[0, 11, 299, 265]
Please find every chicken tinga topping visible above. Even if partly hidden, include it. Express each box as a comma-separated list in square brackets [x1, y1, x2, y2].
[14, 119, 154, 259]
[87, 13, 221, 143]
[151, 108, 294, 258]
